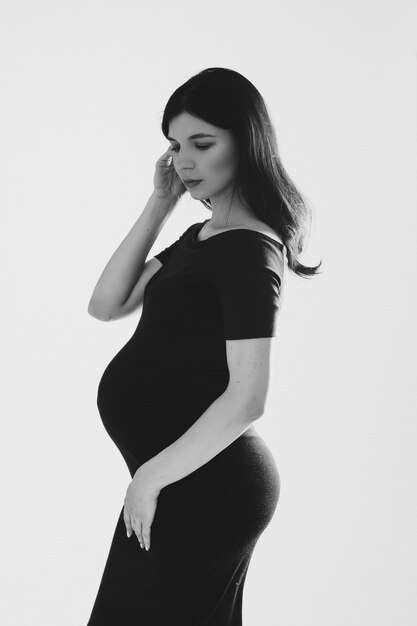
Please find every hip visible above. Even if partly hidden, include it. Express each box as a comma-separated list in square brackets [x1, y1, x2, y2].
[153, 431, 281, 550]
[161, 430, 280, 504]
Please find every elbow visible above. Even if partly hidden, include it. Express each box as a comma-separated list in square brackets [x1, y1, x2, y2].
[242, 401, 264, 422]
[248, 402, 265, 420]
[87, 300, 114, 322]
[224, 388, 265, 420]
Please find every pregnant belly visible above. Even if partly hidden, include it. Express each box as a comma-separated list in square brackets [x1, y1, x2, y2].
[96, 349, 230, 461]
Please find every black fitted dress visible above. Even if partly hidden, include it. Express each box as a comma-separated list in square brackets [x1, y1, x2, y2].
[86, 219, 286, 625]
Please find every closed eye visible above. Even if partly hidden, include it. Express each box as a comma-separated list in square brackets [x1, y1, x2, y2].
[171, 144, 213, 152]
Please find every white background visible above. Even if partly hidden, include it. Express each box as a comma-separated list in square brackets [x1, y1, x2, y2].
[1, 1, 416, 624]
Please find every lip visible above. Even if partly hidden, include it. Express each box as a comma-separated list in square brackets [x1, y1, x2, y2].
[183, 179, 203, 187]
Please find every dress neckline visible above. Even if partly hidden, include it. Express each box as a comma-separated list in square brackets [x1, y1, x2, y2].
[193, 219, 284, 248]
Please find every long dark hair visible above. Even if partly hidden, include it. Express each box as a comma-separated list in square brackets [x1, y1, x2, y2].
[161, 67, 322, 278]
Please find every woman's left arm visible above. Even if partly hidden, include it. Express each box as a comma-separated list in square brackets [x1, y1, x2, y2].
[124, 336, 272, 551]
[124, 389, 261, 550]
[140, 334, 272, 492]
[140, 386, 262, 491]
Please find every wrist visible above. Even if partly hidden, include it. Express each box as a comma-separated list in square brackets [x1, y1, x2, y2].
[150, 190, 177, 211]
[135, 463, 163, 494]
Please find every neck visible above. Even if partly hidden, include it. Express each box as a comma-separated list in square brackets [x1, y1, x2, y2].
[207, 187, 254, 228]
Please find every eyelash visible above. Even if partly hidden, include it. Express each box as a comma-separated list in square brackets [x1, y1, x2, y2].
[170, 144, 213, 153]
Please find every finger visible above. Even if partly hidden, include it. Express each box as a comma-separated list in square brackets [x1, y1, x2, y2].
[158, 147, 173, 161]
[126, 521, 133, 538]
[133, 521, 144, 549]
[142, 526, 151, 551]
[123, 510, 133, 538]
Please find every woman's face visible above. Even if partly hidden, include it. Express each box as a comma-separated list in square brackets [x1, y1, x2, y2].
[167, 112, 239, 200]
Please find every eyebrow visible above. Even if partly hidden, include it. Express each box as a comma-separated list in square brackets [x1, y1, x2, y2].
[167, 133, 217, 141]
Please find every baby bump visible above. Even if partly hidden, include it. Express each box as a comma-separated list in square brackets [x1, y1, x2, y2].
[97, 364, 232, 460]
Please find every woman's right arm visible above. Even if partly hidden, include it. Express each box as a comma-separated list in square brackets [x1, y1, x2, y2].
[88, 145, 186, 321]
[87, 191, 175, 321]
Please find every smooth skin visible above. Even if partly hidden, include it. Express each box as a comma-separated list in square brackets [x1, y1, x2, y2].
[167, 111, 256, 228]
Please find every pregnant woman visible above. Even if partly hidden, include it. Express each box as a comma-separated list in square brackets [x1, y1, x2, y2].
[86, 67, 322, 625]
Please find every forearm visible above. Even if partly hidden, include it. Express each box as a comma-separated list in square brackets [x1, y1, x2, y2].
[138, 389, 263, 492]
[88, 192, 175, 316]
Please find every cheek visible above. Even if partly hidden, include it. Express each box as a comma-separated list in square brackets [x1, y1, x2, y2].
[206, 149, 237, 179]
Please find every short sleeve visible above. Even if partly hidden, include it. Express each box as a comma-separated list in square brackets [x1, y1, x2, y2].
[154, 224, 196, 264]
[204, 236, 284, 340]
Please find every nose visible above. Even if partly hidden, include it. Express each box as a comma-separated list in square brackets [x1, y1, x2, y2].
[173, 151, 196, 176]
